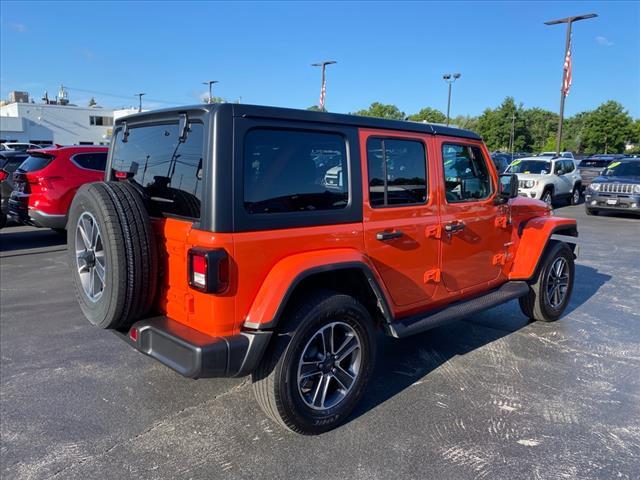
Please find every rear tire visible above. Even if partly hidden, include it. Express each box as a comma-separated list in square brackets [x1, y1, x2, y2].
[519, 242, 574, 322]
[252, 290, 377, 435]
[67, 181, 158, 330]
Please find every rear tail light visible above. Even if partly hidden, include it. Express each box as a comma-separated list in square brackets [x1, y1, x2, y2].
[188, 248, 229, 293]
[0, 169, 7, 182]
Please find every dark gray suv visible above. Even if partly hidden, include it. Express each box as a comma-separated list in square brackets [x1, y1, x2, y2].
[584, 159, 640, 216]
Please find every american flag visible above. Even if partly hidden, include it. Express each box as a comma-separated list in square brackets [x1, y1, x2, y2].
[562, 38, 572, 96]
[319, 78, 326, 110]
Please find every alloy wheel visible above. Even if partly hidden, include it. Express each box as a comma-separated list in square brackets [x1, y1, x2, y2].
[297, 321, 362, 411]
[75, 212, 106, 302]
[546, 257, 569, 308]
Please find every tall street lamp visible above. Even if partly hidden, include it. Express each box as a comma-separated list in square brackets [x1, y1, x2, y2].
[443, 73, 461, 126]
[202, 80, 219, 104]
[136, 92, 145, 112]
[311, 60, 337, 111]
[545, 13, 597, 155]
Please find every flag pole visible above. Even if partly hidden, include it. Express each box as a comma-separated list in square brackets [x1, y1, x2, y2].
[555, 21, 572, 156]
[544, 13, 597, 156]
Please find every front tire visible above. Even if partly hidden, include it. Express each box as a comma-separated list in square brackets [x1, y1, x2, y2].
[570, 186, 581, 205]
[519, 242, 574, 322]
[586, 208, 599, 216]
[252, 291, 377, 435]
[541, 189, 553, 207]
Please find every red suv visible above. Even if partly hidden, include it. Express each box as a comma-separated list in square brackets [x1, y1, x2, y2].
[9, 145, 108, 230]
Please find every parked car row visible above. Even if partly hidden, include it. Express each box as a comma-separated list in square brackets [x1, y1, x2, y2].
[0, 144, 107, 230]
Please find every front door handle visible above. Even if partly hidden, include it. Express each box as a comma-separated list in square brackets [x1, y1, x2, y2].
[444, 221, 465, 233]
[376, 230, 404, 241]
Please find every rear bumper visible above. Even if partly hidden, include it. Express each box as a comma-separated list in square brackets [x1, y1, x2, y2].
[121, 316, 272, 379]
[8, 194, 66, 229]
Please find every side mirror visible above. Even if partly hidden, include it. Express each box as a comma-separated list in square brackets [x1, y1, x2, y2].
[497, 173, 518, 202]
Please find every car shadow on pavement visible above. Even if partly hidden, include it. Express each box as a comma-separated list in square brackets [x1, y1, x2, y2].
[347, 263, 610, 426]
[564, 264, 611, 316]
[0, 228, 66, 253]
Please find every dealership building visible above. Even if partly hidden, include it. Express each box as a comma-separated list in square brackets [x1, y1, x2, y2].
[0, 88, 139, 146]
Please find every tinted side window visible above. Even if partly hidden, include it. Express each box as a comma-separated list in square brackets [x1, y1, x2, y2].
[243, 129, 348, 214]
[366, 138, 427, 207]
[73, 152, 107, 171]
[442, 144, 492, 202]
[564, 160, 575, 173]
[111, 123, 204, 219]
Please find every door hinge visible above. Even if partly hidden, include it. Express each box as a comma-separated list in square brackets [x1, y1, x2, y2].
[495, 216, 509, 228]
[492, 252, 512, 266]
[423, 269, 441, 283]
[426, 225, 442, 239]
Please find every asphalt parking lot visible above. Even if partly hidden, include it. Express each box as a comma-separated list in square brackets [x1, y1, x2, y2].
[1, 205, 639, 480]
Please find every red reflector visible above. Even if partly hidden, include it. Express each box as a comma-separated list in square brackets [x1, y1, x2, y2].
[192, 255, 207, 287]
[0, 170, 7, 182]
[115, 171, 129, 179]
[129, 328, 138, 341]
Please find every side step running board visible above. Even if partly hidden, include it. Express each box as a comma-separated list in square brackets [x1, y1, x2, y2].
[390, 281, 530, 339]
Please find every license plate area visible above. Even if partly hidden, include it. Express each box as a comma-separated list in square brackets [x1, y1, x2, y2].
[606, 199, 618, 205]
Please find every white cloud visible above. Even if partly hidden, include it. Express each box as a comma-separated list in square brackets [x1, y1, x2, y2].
[80, 48, 95, 61]
[596, 36, 614, 47]
[10, 23, 27, 33]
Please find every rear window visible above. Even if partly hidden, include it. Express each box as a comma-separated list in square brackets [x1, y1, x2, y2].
[72, 152, 107, 171]
[243, 129, 349, 214]
[580, 159, 611, 168]
[111, 122, 204, 219]
[18, 154, 54, 172]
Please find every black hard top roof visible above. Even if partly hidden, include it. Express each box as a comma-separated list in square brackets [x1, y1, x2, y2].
[116, 103, 482, 141]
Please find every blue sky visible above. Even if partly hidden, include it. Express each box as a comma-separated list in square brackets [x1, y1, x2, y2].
[1, 1, 638, 117]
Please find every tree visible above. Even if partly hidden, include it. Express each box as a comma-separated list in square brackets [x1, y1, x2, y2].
[407, 107, 446, 124]
[352, 102, 405, 120]
[306, 105, 323, 111]
[581, 101, 634, 154]
[522, 108, 557, 153]
[475, 97, 529, 152]
[88, 97, 97, 107]
[451, 115, 479, 132]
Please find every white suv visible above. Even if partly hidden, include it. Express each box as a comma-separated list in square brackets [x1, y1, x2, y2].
[505, 156, 582, 206]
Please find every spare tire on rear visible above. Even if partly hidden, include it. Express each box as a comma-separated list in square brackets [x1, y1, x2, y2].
[68, 181, 158, 330]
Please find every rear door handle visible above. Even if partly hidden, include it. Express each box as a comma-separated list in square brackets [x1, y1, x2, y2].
[444, 221, 465, 233]
[376, 230, 404, 241]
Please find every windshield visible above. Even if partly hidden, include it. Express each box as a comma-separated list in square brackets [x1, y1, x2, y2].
[602, 161, 640, 177]
[506, 159, 551, 174]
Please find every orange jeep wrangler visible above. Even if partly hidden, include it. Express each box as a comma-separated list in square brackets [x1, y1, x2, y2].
[68, 104, 578, 434]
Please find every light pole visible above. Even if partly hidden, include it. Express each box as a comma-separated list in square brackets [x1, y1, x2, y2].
[202, 80, 219, 104]
[311, 60, 337, 111]
[136, 92, 145, 112]
[442, 73, 461, 126]
[510, 113, 516, 161]
[545, 13, 597, 155]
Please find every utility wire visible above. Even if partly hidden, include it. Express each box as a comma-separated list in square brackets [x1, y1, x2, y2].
[64, 86, 184, 105]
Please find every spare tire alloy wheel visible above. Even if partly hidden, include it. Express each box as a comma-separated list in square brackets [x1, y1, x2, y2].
[297, 322, 362, 411]
[75, 212, 105, 302]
